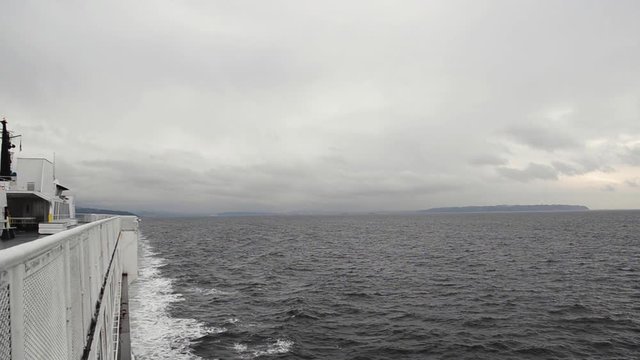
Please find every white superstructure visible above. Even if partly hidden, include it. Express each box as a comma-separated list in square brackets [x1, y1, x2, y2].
[4, 157, 77, 234]
[0, 119, 77, 236]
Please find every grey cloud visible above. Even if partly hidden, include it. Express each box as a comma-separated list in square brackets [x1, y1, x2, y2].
[551, 161, 582, 176]
[496, 163, 559, 182]
[622, 145, 640, 166]
[469, 155, 507, 166]
[63, 154, 461, 214]
[550, 160, 616, 176]
[505, 125, 580, 151]
[572, 156, 616, 174]
[625, 178, 639, 188]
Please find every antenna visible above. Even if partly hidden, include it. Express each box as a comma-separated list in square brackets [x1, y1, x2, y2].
[8, 126, 22, 152]
[53, 152, 56, 179]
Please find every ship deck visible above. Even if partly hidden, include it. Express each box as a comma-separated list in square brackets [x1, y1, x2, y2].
[0, 230, 49, 250]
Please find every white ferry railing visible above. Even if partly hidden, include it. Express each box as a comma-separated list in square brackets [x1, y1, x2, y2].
[0, 215, 138, 360]
[77, 213, 116, 224]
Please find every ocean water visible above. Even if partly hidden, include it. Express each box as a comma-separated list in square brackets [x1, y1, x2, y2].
[129, 211, 640, 359]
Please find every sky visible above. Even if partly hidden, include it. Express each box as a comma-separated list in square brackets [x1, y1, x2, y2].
[1, 0, 639, 214]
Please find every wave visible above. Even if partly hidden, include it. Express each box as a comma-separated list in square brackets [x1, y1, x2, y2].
[189, 286, 238, 297]
[226, 317, 240, 324]
[548, 303, 591, 315]
[233, 339, 294, 359]
[129, 236, 225, 360]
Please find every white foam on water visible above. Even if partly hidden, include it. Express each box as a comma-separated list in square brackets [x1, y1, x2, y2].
[233, 343, 248, 352]
[190, 286, 238, 297]
[129, 236, 225, 360]
[233, 339, 294, 359]
[226, 317, 240, 324]
[256, 339, 294, 357]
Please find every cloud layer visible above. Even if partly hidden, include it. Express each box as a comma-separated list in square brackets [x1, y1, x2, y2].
[2, 0, 639, 213]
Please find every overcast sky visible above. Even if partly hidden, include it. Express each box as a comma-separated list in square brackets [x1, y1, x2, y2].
[1, 0, 639, 214]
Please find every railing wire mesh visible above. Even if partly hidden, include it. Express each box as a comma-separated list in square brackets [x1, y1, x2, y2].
[0, 284, 11, 359]
[23, 255, 67, 359]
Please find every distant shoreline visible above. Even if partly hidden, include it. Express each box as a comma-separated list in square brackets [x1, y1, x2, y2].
[418, 205, 589, 214]
[76, 207, 138, 216]
[211, 205, 591, 218]
[86, 204, 601, 218]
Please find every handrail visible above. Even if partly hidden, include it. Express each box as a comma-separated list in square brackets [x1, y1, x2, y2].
[0, 215, 138, 360]
[0, 217, 114, 270]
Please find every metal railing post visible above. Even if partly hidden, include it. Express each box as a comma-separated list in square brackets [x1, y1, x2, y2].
[9, 264, 25, 359]
[64, 238, 73, 357]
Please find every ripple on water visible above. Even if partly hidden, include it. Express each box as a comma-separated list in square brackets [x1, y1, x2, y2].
[135, 211, 640, 359]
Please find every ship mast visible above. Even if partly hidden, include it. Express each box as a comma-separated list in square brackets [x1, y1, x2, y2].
[0, 118, 21, 180]
[0, 117, 13, 179]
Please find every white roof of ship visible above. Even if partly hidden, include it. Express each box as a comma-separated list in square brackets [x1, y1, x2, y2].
[53, 179, 70, 191]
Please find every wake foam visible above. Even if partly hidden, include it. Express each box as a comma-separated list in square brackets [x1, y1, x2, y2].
[129, 236, 225, 360]
[226, 317, 240, 324]
[233, 339, 294, 359]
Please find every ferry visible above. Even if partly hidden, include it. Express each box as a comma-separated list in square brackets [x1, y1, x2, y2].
[0, 118, 139, 359]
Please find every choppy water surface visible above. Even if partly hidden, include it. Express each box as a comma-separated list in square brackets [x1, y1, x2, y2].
[130, 211, 640, 359]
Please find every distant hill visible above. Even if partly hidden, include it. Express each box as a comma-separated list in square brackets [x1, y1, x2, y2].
[76, 207, 138, 216]
[419, 205, 589, 214]
[216, 211, 275, 217]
